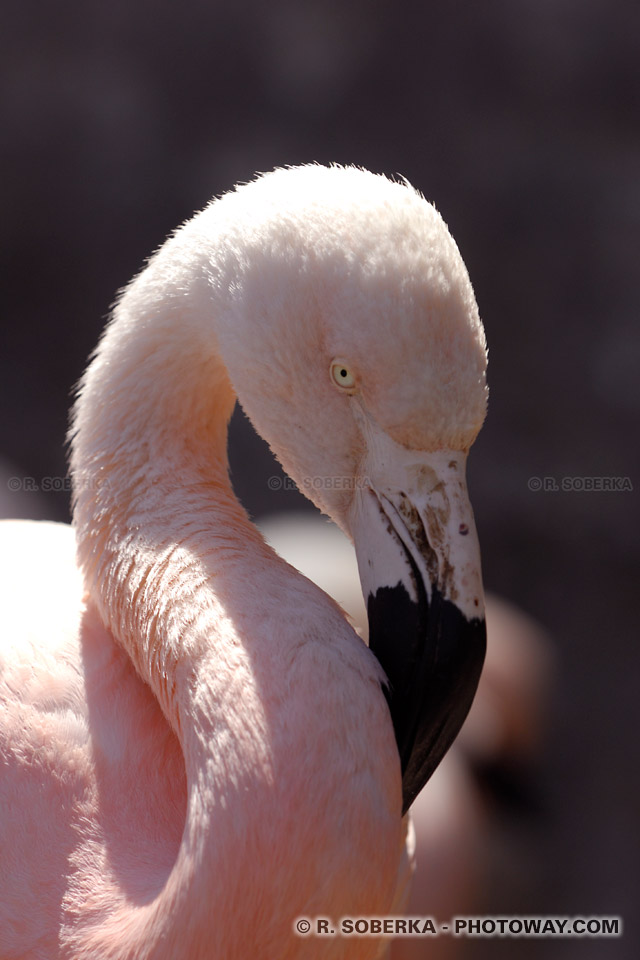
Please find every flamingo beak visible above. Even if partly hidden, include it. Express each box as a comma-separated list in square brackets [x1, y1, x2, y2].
[349, 448, 486, 816]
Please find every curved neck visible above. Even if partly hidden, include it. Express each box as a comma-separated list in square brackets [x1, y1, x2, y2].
[70, 237, 249, 728]
[69, 262, 289, 952]
[69, 237, 403, 956]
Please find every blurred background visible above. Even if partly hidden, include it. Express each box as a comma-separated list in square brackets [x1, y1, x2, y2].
[1, 0, 638, 956]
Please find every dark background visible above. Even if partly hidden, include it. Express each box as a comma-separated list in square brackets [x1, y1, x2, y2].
[1, 1, 638, 956]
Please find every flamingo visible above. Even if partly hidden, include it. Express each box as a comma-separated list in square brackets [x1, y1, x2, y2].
[0, 164, 488, 959]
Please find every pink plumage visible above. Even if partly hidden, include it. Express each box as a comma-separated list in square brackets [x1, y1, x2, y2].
[0, 165, 492, 958]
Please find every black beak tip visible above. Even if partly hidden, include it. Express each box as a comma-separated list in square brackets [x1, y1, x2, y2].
[368, 580, 486, 817]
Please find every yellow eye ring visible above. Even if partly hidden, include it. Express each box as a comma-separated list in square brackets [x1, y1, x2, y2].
[330, 360, 357, 391]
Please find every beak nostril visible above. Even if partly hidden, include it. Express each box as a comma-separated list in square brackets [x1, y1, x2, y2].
[459, 523, 469, 535]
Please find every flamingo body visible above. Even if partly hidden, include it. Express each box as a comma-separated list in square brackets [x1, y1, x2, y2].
[0, 521, 186, 953]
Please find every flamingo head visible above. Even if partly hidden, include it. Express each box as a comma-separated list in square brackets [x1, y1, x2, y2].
[208, 164, 488, 813]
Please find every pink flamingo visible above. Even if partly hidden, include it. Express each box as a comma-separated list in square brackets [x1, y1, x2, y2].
[0, 164, 488, 959]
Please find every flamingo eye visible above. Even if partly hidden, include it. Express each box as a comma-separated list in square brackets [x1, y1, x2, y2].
[330, 360, 356, 391]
